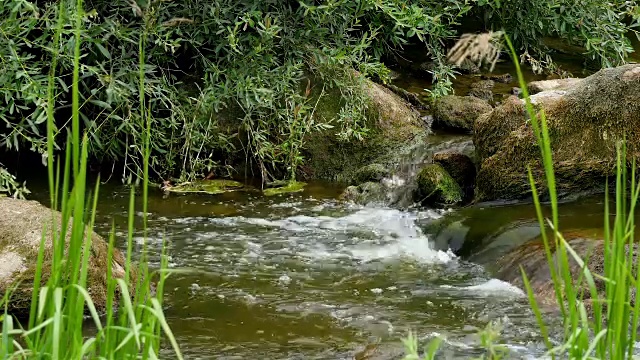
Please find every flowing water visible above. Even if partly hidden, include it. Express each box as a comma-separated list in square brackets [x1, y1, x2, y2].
[26, 179, 594, 360]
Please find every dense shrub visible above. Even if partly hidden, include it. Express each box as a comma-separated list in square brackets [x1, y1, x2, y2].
[0, 0, 637, 193]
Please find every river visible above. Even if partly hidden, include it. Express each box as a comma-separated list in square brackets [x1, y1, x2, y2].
[25, 179, 608, 359]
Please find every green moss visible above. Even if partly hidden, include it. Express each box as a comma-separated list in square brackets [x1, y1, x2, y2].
[415, 164, 463, 205]
[166, 179, 246, 195]
[263, 180, 306, 196]
[303, 76, 426, 183]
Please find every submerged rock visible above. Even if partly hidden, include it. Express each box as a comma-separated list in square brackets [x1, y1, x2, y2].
[474, 64, 640, 201]
[0, 197, 131, 316]
[305, 76, 426, 183]
[263, 180, 306, 196]
[414, 164, 463, 206]
[433, 152, 476, 198]
[468, 80, 495, 102]
[495, 228, 638, 308]
[433, 95, 492, 133]
[164, 179, 246, 195]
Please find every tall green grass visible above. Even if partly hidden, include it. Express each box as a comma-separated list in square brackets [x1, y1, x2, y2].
[403, 34, 640, 359]
[508, 34, 640, 359]
[0, 0, 182, 358]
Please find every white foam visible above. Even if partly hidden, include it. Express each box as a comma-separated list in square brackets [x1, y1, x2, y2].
[207, 207, 454, 264]
[458, 279, 525, 296]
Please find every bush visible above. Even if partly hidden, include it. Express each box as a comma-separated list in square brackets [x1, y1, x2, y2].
[0, 0, 637, 195]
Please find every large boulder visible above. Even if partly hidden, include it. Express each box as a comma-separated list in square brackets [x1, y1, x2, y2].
[305, 77, 426, 183]
[0, 197, 131, 316]
[474, 64, 640, 201]
[433, 95, 492, 133]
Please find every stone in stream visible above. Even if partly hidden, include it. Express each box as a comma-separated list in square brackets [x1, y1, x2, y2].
[414, 164, 463, 206]
[495, 228, 638, 309]
[263, 180, 306, 196]
[432, 152, 476, 199]
[468, 80, 495, 102]
[353, 163, 389, 185]
[164, 179, 247, 195]
[432, 95, 493, 133]
[527, 77, 582, 94]
[474, 64, 640, 201]
[340, 182, 389, 205]
[0, 197, 133, 317]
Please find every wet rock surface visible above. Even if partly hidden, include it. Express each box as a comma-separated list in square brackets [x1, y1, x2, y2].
[414, 163, 463, 206]
[433, 152, 476, 199]
[494, 228, 638, 308]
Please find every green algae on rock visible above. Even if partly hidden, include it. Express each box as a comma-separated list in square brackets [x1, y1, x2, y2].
[304, 76, 426, 184]
[165, 179, 246, 195]
[263, 180, 306, 196]
[432, 152, 476, 199]
[0, 197, 132, 317]
[415, 164, 463, 206]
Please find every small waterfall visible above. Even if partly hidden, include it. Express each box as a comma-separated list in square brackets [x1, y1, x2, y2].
[380, 133, 475, 208]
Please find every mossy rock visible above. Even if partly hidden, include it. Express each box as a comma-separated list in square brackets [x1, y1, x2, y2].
[414, 164, 463, 206]
[0, 197, 133, 317]
[353, 163, 389, 185]
[473, 95, 530, 162]
[432, 152, 476, 199]
[304, 75, 427, 184]
[340, 182, 388, 205]
[165, 179, 246, 195]
[468, 80, 495, 102]
[474, 64, 640, 201]
[263, 180, 306, 196]
[433, 95, 492, 133]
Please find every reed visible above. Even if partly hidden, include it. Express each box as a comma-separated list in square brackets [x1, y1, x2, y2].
[0, 1, 182, 358]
